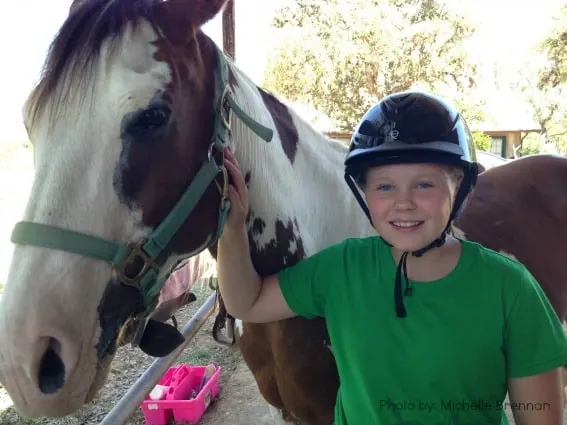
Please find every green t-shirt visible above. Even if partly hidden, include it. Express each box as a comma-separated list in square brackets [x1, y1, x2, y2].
[278, 236, 567, 425]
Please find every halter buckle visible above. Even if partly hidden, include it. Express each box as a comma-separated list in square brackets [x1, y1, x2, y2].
[219, 87, 233, 133]
[116, 241, 159, 287]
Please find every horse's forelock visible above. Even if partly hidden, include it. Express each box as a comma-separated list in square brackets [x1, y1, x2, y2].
[25, 0, 161, 132]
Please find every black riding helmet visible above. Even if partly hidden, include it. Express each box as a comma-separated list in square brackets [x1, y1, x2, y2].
[343, 90, 480, 318]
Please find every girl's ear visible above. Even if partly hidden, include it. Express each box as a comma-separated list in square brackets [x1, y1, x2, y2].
[447, 170, 462, 198]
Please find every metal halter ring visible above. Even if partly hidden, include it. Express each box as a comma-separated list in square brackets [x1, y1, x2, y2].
[116, 241, 159, 287]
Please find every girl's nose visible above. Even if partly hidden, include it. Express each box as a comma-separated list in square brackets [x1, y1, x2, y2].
[393, 189, 416, 209]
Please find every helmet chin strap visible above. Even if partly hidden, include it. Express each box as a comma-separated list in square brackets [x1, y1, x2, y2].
[382, 222, 450, 318]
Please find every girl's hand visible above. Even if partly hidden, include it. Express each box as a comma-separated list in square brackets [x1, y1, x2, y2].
[223, 148, 249, 232]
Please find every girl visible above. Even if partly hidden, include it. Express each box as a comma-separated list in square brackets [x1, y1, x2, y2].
[216, 90, 567, 425]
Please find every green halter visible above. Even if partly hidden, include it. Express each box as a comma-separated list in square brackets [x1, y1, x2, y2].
[10, 47, 273, 347]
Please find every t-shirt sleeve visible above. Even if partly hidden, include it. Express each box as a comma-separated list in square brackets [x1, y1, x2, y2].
[278, 241, 347, 319]
[504, 265, 567, 378]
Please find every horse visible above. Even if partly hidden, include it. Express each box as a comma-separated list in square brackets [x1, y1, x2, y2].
[1, 0, 566, 423]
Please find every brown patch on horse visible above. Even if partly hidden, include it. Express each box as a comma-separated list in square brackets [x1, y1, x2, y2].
[236, 215, 338, 424]
[249, 218, 306, 275]
[250, 215, 266, 238]
[258, 88, 299, 163]
[155, 0, 228, 43]
[116, 29, 229, 255]
[456, 155, 567, 320]
[114, 42, 220, 256]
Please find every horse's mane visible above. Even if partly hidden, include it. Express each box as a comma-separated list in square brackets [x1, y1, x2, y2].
[26, 0, 161, 130]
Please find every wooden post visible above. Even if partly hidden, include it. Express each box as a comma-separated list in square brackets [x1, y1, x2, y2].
[222, 0, 235, 60]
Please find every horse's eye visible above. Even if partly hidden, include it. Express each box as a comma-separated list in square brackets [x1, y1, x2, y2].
[127, 106, 170, 137]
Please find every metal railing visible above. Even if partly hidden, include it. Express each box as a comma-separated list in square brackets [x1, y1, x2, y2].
[100, 292, 217, 425]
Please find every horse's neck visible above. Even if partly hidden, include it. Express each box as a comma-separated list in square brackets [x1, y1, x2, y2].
[227, 64, 374, 261]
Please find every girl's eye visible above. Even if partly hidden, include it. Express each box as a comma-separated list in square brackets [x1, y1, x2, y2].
[376, 184, 393, 192]
[416, 182, 433, 189]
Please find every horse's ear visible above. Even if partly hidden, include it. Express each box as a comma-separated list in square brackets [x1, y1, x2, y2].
[156, 0, 229, 44]
[191, 0, 229, 26]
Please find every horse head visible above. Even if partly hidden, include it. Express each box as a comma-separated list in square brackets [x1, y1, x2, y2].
[0, 0, 272, 417]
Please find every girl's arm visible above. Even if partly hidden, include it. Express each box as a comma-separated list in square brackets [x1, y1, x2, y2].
[216, 149, 296, 323]
[507, 368, 564, 425]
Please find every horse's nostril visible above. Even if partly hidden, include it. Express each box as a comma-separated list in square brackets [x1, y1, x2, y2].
[38, 339, 66, 394]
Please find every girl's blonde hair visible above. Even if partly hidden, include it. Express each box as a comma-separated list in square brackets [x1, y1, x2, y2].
[446, 165, 464, 183]
[445, 165, 465, 237]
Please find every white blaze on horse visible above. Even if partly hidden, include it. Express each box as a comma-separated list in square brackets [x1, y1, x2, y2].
[1, 0, 566, 424]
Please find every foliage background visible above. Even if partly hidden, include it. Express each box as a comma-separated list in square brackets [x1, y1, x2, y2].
[262, 0, 567, 154]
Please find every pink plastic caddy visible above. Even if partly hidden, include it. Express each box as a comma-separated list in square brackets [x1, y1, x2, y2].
[140, 363, 222, 425]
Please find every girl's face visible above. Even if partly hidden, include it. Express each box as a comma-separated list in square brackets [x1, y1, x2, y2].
[363, 163, 460, 252]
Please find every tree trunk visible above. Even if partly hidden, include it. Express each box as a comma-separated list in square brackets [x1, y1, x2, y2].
[222, 0, 236, 60]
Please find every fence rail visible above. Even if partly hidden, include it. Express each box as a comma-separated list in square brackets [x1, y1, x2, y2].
[100, 292, 218, 425]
